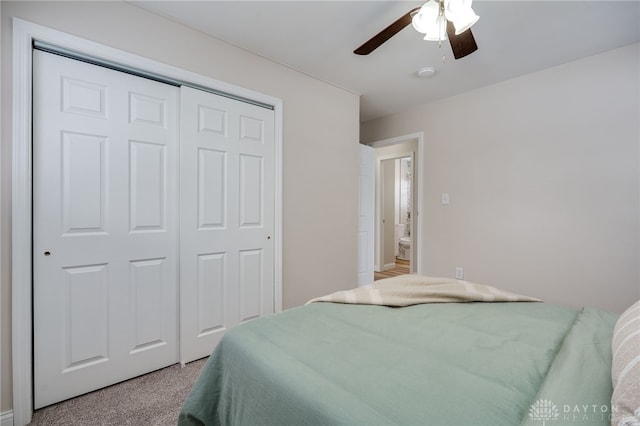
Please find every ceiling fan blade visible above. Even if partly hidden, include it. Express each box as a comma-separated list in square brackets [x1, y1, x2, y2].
[446, 20, 478, 59]
[354, 7, 420, 55]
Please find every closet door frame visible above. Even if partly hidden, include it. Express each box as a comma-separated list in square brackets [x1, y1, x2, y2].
[11, 18, 283, 426]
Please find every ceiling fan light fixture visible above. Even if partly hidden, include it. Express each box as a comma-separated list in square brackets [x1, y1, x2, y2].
[353, 1, 478, 59]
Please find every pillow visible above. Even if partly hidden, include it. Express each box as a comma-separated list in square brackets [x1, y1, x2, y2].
[611, 299, 640, 426]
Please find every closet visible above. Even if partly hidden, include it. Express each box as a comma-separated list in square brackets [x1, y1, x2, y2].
[33, 50, 275, 408]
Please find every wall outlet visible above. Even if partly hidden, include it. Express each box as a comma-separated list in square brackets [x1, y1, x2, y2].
[441, 193, 450, 205]
[455, 267, 464, 280]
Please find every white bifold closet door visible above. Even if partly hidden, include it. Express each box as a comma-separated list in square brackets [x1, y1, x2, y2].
[33, 50, 276, 408]
[179, 86, 275, 363]
[33, 50, 180, 408]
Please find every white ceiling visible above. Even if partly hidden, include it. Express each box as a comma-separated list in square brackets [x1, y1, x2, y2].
[133, 1, 640, 122]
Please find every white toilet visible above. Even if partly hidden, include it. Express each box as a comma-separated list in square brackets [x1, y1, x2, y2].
[398, 237, 411, 261]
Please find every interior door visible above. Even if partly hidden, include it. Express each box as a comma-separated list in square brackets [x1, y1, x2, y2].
[179, 86, 275, 363]
[33, 51, 179, 408]
[358, 144, 375, 286]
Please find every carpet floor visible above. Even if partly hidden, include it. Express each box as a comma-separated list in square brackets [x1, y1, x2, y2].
[29, 357, 208, 426]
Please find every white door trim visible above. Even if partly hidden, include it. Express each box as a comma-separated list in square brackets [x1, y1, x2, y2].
[12, 18, 283, 425]
[367, 132, 424, 276]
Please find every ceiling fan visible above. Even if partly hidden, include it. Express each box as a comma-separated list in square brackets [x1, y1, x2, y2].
[354, 0, 479, 59]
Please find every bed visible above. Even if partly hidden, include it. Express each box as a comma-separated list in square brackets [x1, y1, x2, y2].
[178, 275, 639, 426]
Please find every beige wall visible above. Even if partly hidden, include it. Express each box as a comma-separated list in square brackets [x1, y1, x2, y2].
[362, 43, 640, 315]
[0, 1, 360, 413]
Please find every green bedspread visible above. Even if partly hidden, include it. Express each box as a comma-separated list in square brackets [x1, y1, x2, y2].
[179, 302, 618, 426]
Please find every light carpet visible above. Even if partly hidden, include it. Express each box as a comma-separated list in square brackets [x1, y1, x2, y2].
[29, 358, 208, 426]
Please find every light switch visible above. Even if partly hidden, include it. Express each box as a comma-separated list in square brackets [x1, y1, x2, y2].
[441, 193, 450, 205]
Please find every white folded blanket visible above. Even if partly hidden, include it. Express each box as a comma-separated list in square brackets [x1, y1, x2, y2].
[306, 275, 541, 307]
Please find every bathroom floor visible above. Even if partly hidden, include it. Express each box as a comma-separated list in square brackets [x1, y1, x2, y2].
[374, 259, 410, 281]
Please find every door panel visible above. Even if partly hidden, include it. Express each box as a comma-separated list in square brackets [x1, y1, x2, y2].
[180, 86, 275, 363]
[130, 141, 166, 231]
[197, 252, 226, 334]
[61, 132, 107, 234]
[129, 258, 169, 352]
[198, 148, 227, 228]
[239, 249, 264, 322]
[33, 50, 179, 408]
[64, 264, 109, 370]
[239, 154, 264, 226]
[358, 145, 375, 286]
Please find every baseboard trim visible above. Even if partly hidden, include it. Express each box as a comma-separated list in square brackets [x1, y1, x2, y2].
[383, 262, 397, 270]
[1, 410, 14, 426]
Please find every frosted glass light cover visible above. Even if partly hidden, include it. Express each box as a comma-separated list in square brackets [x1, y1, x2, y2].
[451, 10, 479, 34]
[411, 0, 440, 34]
[422, 16, 448, 41]
[444, 0, 479, 34]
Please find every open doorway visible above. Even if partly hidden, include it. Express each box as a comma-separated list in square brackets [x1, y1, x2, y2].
[377, 154, 414, 280]
[368, 133, 424, 280]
